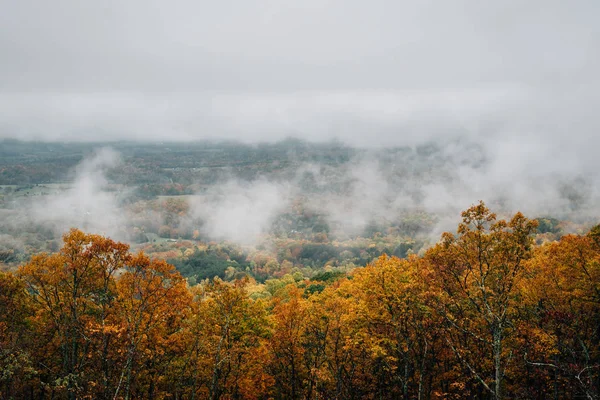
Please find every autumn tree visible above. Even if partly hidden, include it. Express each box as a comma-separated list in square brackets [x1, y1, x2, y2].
[113, 252, 192, 400]
[426, 202, 537, 399]
[0, 272, 36, 398]
[269, 286, 311, 399]
[308, 277, 383, 399]
[522, 232, 600, 399]
[347, 255, 443, 399]
[182, 278, 271, 400]
[18, 229, 130, 399]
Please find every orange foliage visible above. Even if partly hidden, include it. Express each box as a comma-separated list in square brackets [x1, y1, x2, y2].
[3, 204, 600, 399]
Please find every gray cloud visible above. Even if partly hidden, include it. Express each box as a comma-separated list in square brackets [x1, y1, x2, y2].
[189, 179, 292, 244]
[1, 0, 599, 241]
[0, 1, 597, 146]
[28, 148, 128, 239]
[1, 0, 597, 91]
[1, 140, 598, 250]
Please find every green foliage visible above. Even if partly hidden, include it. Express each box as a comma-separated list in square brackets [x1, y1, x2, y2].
[304, 283, 326, 295]
[299, 243, 339, 264]
[170, 249, 231, 281]
[311, 270, 345, 282]
[535, 217, 561, 234]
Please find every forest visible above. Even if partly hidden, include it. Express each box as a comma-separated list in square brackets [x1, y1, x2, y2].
[2, 0, 598, 397]
[0, 139, 589, 280]
[1, 140, 599, 399]
[1, 202, 599, 399]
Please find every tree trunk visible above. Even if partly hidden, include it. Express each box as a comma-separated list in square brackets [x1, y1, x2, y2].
[493, 325, 503, 400]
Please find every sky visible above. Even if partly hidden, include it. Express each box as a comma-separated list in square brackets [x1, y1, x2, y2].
[1, 1, 600, 243]
[0, 0, 598, 146]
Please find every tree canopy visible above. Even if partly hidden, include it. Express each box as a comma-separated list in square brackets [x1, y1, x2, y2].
[1, 203, 599, 399]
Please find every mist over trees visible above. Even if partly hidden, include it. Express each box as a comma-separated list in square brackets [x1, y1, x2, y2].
[0, 139, 598, 400]
[3, 141, 598, 400]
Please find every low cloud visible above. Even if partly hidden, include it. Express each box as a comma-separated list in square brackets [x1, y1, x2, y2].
[189, 179, 292, 244]
[3, 131, 600, 249]
[28, 147, 128, 239]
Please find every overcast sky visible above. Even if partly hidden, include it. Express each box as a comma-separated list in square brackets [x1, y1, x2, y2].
[0, 0, 598, 145]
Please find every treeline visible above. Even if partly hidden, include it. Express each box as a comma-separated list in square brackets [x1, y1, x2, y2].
[1, 203, 599, 399]
[0, 139, 355, 188]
